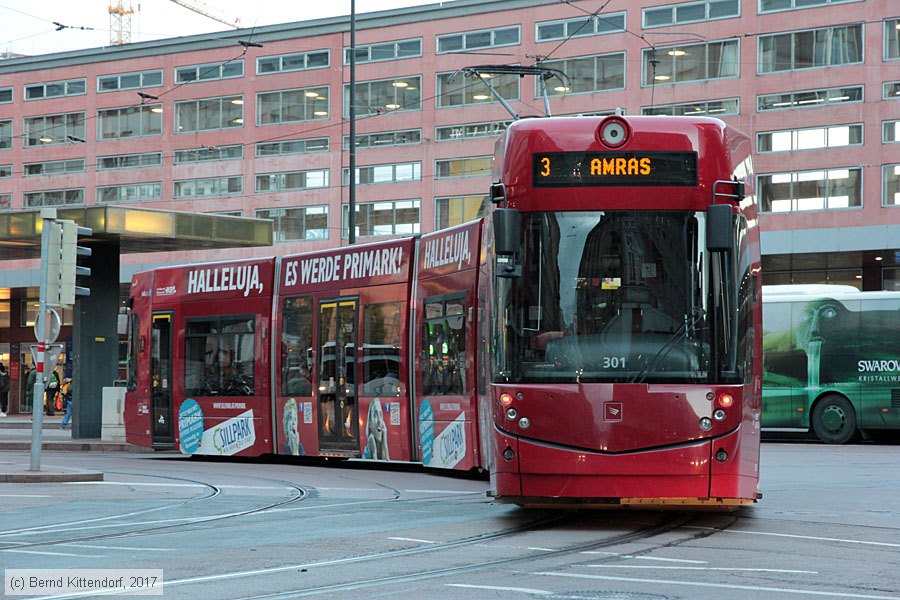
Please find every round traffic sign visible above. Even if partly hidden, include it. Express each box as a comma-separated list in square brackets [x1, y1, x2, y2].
[33, 307, 62, 343]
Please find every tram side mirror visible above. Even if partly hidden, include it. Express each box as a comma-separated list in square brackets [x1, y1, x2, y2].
[706, 204, 734, 253]
[493, 208, 522, 278]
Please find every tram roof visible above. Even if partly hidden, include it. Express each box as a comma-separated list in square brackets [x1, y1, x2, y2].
[0, 206, 273, 259]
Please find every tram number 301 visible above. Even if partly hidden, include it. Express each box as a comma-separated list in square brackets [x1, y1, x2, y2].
[603, 356, 627, 369]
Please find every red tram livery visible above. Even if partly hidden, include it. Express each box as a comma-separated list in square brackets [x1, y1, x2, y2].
[125, 115, 760, 508]
[488, 115, 761, 507]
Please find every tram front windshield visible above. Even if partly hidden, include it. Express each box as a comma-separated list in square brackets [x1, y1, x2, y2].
[496, 211, 719, 384]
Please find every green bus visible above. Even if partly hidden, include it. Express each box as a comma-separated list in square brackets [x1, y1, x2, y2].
[762, 285, 900, 443]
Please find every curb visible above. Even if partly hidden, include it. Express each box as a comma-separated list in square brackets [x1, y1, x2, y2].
[0, 442, 151, 452]
[0, 471, 105, 483]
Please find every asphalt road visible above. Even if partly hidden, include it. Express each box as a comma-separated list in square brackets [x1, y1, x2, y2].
[1, 442, 898, 600]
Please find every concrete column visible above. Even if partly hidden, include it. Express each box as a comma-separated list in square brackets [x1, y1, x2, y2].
[72, 239, 120, 439]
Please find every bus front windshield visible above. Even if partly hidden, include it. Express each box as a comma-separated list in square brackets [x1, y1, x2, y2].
[496, 211, 713, 384]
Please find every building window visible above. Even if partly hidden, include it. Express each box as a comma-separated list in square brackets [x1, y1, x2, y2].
[0, 165, 10, 178]
[98, 69, 163, 92]
[758, 24, 863, 74]
[0, 87, 11, 103]
[758, 85, 863, 111]
[22, 289, 74, 326]
[24, 159, 85, 176]
[97, 152, 162, 170]
[96, 182, 162, 203]
[887, 19, 900, 60]
[642, 97, 739, 116]
[435, 156, 492, 179]
[435, 120, 511, 142]
[883, 164, 900, 206]
[536, 12, 625, 42]
[437, 71, 519, 107]
[256, 206, 328, 241]
[0, 120, 10, 150]
[98, 104, 162, 139]
[344, 76, 421, 117]
[257, 49, 329, 74]
[25, 78, 86, 100]
[174, 145, 243, 163]
[343, 162, 421, 186]
[24, 188, 85, 208]
[175, 60, 243, 84]
[24, 112, 85, 146]
[343, 199, 420, 238]
[759, 0, 858, 13]
[257, 86, 329, 125]
[884, 120, 900, 144]
[541, 52, 625, 96]
[175, 95, 243, 132]
[255, 169, 329, 192]
[757, 123, 863, 153]
[643, 0, 738, 28]
[343, 129, 421, 150]
[435, 195, 489, 230]
[759, 167, 862, 213]
[437, 25, 519, 53]
[256, 137, 329, 157]
[184, 316, 255, 397]
[344, 38, 422, 64]
[209, 210, 243, 217]
[174, 176, 242, 198]
[885, 268, 900, 291]
[0, 194, 9, 210]
[642, 39, 739, 85]
[886, 81, 900, 99]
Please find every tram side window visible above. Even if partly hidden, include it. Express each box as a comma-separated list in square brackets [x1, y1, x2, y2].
[422, 296, 467, 396]
[126, 312, 139, 392]
[281, 296, 313, 396]
[185, 316, 256, 396]
[362, 302, 403, 396]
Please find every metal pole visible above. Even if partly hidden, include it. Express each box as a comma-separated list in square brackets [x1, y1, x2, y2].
[29, 210, 55, 471]
[348, 0, 356, 245]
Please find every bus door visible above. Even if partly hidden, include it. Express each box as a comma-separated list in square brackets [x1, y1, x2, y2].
[317, 299, 360, 453]
[150, 313, 174, 448]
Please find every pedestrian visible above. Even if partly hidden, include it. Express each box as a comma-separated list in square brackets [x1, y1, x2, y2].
[45, 370, 60, 416]
[60, 378, 73, 429]
[0, 363, 9, 417]
[25, 365, 36, 411]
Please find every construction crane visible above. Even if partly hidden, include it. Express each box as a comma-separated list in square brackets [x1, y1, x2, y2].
[109, 1, 135, 45]
[168, 0, 241, 29]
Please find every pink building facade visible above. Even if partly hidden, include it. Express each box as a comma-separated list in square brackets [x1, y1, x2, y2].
[1, 0, 898, 329]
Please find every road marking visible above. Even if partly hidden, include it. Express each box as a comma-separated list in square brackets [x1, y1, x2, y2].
[3, 549, 105, 557]
[403, 489, 480, 495]
[587, 565, 818, 573]
[388, 537, 436, 544]
[687, 526, 900, 548]
[535, 572, 900, 599]
[66, 481, 206, 488]
[447, 584, 553, 595]
[60, 543, 175, 552]
[579, 552, 707, 563]
[0, 494, 53, 498]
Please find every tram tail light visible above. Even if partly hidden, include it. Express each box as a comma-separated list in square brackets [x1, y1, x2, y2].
[499, 393, 514, 406]
[717, 394, 734, 408]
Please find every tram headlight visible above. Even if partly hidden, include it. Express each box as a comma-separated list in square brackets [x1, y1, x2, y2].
[718, 394, 734, 408]
[499, 393, 514, 406]
[699, 417, 713, 431]
[714, 409, 726, 421]
[506, 408, 518, 420]
[715, 449, 729, 462]
[598, 116, 630, 148]
[519, 417, 531, 429]
[502, 447, 515, 461]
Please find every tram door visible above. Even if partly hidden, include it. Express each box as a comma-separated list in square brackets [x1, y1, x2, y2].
[150, 313, 174, 448]
[317, 299, 360, 453]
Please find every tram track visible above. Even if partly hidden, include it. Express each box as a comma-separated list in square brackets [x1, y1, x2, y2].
[0, 471, 309, 551]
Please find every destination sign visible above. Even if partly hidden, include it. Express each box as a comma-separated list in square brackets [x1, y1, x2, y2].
[533, 151, 698, 187]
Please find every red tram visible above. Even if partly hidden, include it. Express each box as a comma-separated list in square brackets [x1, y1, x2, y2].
[487, 115, 762, 507]
[125, 115, 761, 508]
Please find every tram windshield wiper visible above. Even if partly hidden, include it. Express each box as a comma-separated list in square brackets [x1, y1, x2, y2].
[629, 308, 706, 384]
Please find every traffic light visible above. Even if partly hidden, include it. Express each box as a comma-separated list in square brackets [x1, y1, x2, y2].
[59, 220, 92, 305]
[44, 220, 64, 307]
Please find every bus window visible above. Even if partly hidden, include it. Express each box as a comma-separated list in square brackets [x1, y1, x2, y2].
[185, 316, 256, 397]
[281, 296, 313, 396]
[126, 310, 140, 392]
[362, 302, 402, 397]
[423, 295, 467, 396]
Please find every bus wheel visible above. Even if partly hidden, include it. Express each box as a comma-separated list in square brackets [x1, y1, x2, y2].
[811, 395, 858, 444]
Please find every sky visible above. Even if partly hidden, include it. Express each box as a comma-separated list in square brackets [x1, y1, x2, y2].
[0, 0, 447, 56]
